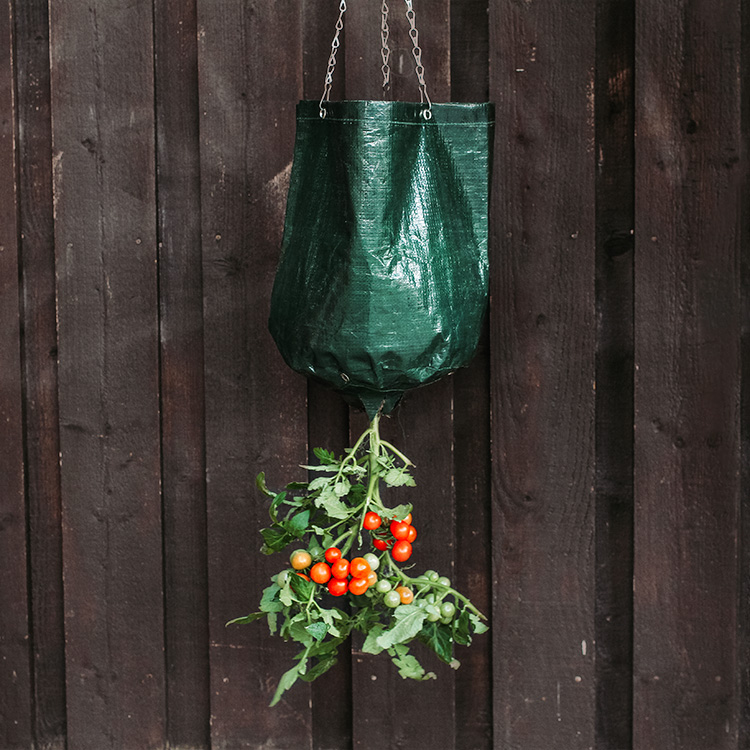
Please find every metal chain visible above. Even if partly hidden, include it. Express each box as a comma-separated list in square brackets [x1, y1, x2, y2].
[319, 0, 347, 118]
[404, 0, 432, 118]
[380, 1, 391, 91]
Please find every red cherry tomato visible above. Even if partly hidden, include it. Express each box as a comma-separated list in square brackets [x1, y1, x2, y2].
[310, 562, 331, 584]
[348, 576, 368, 595]
[391, 540, 413, 562]
[331, 558, 350, 579]
[350, 557, 371, 579]
[325, 547, 342, 564]
[363, 511, 382, 530]
[327, 578, 347, 596]
[405, 525, 417, 543]
[373, 538, 389, 551]
[390, 520, 410, 540]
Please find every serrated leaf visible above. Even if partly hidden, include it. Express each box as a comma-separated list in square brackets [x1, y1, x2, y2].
[333, 479, 351, 497]
[379, 504, 413, 522]
[376, 605, 426, 651]
[299, 653, 338, 682]
[313, 447, 337, 464]
[279, 583, 293, 607]
[260, 525, 293, 554]
[285, 509, 310, 537]
[259, 583, 283, 613]
[419, 621, 453, 664]
[383, 468, 416, 487]
[270, 662, 305, 707]
[256, 472, 275, 497]
[453, 609, 472, 646]
[308, 476, 331, 490]
[290, 573, 314, 601]
[469, 612, 489, 634]
[287, 620, 314, 646]
[305, 622, 328, 641]
[362, 625, 387, 655]
[267, 611, 278, 635]
[390, 651, 436, 681]
[226, 611, 265, 626]
[315, 488, 351, 520]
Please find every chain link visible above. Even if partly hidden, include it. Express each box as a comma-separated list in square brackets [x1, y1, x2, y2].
[319, 0, 347, 118]
[380, 1, 391, 91]
[404, 0, 432, 117]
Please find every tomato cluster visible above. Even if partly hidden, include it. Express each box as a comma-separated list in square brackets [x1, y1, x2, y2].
[367, 512, 417, 562]
[289, 547, 380, 596]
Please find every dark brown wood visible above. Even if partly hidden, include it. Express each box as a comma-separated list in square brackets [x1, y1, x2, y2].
[302, 4, 354, 748]
[0, 2, 33, 747]
[489, 0, 597, 747]
[153, 0, 210, 747]
[14, 1, 67, 747]
[450, 2, 493, 747]
[594, 0, 635, 747]
[197, 1, 310, 745]
[633, 1, 742, 747]
[49, 0, 166, 746]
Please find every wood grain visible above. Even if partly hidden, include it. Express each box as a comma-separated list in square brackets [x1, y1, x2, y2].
[489, 0, 597, 746]
[0, 2, 33, 746]
[50, 0, 166, 746]
[153, 0, 210, 746]
[197, 1, 310, 745]
[633, 0, 742, 747]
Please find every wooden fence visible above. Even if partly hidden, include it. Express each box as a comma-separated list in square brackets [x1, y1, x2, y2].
[0, 0, 746, 748]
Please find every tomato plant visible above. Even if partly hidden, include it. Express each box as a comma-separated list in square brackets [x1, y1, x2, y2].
[228, 414, 488, 707]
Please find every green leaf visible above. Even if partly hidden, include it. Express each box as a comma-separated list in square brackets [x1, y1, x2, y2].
[285, 481, 309, 491]
[362, 625, 387, 655]
[287, 620, 314, 646]
[315, 488, 351, 520]
[290, 572, 314, 601]
[378, 504, 413, 522]
[389, 649, 436, 681]
[259, 583, 283, 613]
[260, 525, 293, 554]
[256, 472, 275, 497]
[299, 653, 338, 682]
[285, 509, 310, 537]
[279, 583, 294, 607]
[333, 479, 351, 497]
[453, 609, 472, 646]
[305, 622, 329, 641]
[419, 621, 453, 664]
[226, 611, 265, 626]
[383, 468, 416, 487]
[313, 447, 337, 464]
[469, 612, 489, 634]
[308, 476, 332, 490]
[267, 612, 278, 635]
[376, 605, 426, 651]
[270, 662, 305, 707]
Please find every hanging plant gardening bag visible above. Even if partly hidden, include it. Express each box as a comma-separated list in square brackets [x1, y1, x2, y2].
[269, 0, 494, 418]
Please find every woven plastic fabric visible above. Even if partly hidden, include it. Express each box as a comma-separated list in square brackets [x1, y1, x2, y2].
[269, 100, 494, 418]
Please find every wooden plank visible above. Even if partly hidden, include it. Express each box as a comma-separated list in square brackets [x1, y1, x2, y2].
[593, 0, 635, 747]
[49, 0, 165, 746]
[301, 3, 353, 748]
[632, 0, 742, 747]
[346, 4, 456, 748]
[450, 2, 493, 747]
[0, 1, 33, 746]
[13, 0, 66, 747]
[153, 0, 210, 747]
[197, 1, 310, 746]
[489, 0, 597, 746]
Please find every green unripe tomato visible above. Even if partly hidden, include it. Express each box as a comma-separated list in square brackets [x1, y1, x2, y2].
[375, 579, 392, 593]
[437, 576, 451, 588]
[440, 615, 454, 625]
[426, 604, 441, 622]
[425, 593, 436, 605]
[276, 570, 290, 588]
[363, 553, 380, 571]
[384, 590, 401, 608]
[440, 601, 456, 619]
[424, 570, 439, 582]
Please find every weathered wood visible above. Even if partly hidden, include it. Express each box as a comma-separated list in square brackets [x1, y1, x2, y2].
[633, 0, 742, 747]
[14, 1, 66, 747]
[197, 1, 310, 745]
[489, 0, 597, 747]
[450, 2, 493, 747]
[594, 0, 635, 747]
[49, 0, 166, 746]
[0, 2, 33, 747]
[153, 0, 210, 747]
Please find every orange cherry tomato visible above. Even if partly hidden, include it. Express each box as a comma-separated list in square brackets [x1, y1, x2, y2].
[350, 557, 371, 579]
[348, 576, 368, 595]
[325, 547, 342, 564]
[402, 513, 412, 525]
[395, 586, 413, 604]
[405, 525, 417, 543]
[365, 570, 378, 587]
[290, 549, 312, 570]
[363, 512, 382, 530]
[327, 578, 347, 596]
[296, 572, 310, 581]
[310, 562, 332, 584]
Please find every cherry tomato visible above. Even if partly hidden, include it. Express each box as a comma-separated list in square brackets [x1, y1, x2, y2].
[373, 538, 389, 551]
[350, 557, 371, 579]
[390, 521, 410, 540]
[402, 513, 412, 525]
[290, 550, 312, 570]
[405, 525, 417, 543]
[348, 576, 368, 595]
[440, 602, 456, 619]
[276, 571, 290, 588]
[331, 558, 350, 579]
[437, 576, 451, 587]
[391, 540, 412, 562]
[365, 570, 378, 588]
[375, 579, 392, 593]
[363, 552, 379, 571]
[296, 572, 310, 581]
[363, 512, 382, 530]
[384, 590, 401, 608]
[426, 604, 441, 622]
[424, 570, 439, 582]
[327, 578, 347, 596]
[325, 547, 342, 564]
[395, 586, 413, 604]
[310, 562, 331, 584]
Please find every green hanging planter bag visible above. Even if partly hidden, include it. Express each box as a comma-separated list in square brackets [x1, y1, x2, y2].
[269, 0, 494, 418]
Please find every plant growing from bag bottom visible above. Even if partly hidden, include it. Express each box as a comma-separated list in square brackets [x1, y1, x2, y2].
[229, 413, 488, 706]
